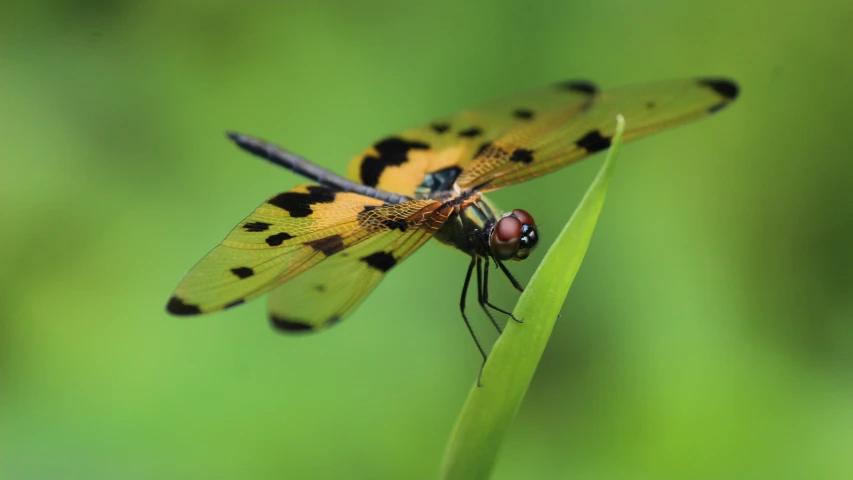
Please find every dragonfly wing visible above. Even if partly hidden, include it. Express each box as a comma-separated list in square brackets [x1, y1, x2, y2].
[166, 184, 446, 331]
[454, 78, 738, 192]
[344, 81, 600, 197]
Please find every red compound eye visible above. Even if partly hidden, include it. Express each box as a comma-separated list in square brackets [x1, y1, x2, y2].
[490, 209, 539, 261]
[495, 215, 522, 242]
[490, 216, 522, 260]
[512, 209, 535, 227]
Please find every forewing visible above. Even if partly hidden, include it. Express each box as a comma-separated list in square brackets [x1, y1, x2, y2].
[454, 78, 739, 192]
[166, 184, 444, 326]
[345, 81, 600, 197]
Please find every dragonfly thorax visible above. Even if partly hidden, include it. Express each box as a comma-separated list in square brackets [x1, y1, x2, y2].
[415, 165, 463, 199]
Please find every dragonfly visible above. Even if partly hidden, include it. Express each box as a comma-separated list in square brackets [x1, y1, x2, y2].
[166, 77, 739, 369]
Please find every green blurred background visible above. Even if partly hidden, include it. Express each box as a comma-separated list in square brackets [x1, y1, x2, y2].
[2, 1, 852, 479]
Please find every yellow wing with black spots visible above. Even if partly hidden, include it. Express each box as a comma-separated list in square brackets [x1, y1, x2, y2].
[166, 184, 446, 330]
[455, 78, 739, 192]
[266, 202, 443, 331]
[345, 80, 600, 197]
[345, 78, 737, 196]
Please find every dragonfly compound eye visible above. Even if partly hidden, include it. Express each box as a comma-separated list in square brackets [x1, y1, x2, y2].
[511, 209, 538, 260]
[490, 215, 522, 260]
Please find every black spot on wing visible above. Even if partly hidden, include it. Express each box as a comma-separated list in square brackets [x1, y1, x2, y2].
[555, 80, 598, 95]
[381, 219, 408, 232]
[268, 186, 336, 218]
[513, 109, 534, 120]
[361, 205, 378, 213]
[708, 102, 727, 114]
[361, 251, 396, 272]
[243, 221, 271, 232]
[645, 102, 656, 110]
[430, 122, 450, 134]
[575, 130, 612, 153]
[509, 148, 534, 164]
[265, 232, 293, 246]
[224, 299, 245, 309]
[230, 267, 254, 279]
[324, 315, 342, 328]
[474, 142, 492, 159]
[314, 284, 326, 293]
[698, 78, 739, 100]
[360, 137, 431, 187]
[270, 314, 314, 332]
[357, 206, 407, 232]
[305, 185, 334, 195]
[166, 296, 202, 315]
[458, 127, 483, 138]
[305, 235, 345, 256]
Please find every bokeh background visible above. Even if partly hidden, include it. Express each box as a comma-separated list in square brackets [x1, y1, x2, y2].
[2, 1, 852, 479]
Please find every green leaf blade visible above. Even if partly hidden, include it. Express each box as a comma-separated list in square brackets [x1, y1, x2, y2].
[439, 115, 627, 480]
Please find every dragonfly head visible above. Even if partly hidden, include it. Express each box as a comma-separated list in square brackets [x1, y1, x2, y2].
[489, 209, 538, 261]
